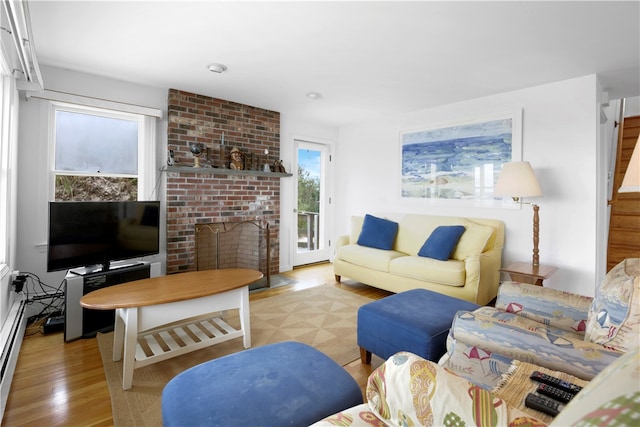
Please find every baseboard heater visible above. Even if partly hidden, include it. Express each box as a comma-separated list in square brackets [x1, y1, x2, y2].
[0, 295, 27, 422]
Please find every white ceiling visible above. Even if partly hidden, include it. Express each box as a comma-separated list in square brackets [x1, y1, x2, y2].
[28, 1, 640, 127]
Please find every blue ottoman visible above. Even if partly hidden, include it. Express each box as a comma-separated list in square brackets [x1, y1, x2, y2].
[162, 341, 363, 427]
[358, 289, 479, 363]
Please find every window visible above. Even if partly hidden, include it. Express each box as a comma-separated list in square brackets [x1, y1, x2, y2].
[0, 61, 19, 325]
[50, 102, 158, 201]
[0, 70, 18, 268]
[0, 75, 9, 265]
[52, 104, 146, 201]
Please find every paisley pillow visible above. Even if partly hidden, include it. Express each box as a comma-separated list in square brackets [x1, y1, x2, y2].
[366, 352, 543, 427]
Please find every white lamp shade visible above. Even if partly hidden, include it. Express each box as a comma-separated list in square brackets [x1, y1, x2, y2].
[619, 136, 640, 193]
[494, 161, 543, 198]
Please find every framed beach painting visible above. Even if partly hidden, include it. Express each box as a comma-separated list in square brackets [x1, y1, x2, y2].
[400, 109, 522, 207]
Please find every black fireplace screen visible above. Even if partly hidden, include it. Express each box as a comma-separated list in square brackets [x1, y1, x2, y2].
[195, 220, 270, 287]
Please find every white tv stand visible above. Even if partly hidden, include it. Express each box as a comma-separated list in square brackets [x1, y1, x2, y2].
[64, 261, 161, 342]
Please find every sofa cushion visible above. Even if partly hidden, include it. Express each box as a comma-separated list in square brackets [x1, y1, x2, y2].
[418, 225, 466, 261]
[438, 335, 515, 390]
[338, 244, 405, 272]
[585, 258, 640, 352]
[495, 281, 592, 335]
[394, 214, 443, 256]
[357, 214, 399, 250]
[348, 215, 365, 244]
[452, 221, 495, 261]
[450, 307, 622, 380]
[389, 256, 465, 286]
[310, 403, 375, 427]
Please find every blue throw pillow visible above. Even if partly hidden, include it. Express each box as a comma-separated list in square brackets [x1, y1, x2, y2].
[418, 225, 466, 261]
[357, 214, 399, 250]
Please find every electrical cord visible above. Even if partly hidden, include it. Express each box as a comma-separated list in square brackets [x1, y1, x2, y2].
[16, 272, 66, 336]
[147, 165, 165, 200]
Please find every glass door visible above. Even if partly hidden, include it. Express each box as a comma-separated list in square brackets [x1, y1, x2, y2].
[293, 140, 330, 266]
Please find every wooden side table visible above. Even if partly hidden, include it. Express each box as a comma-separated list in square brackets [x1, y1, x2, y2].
[500, 262, 558, 286]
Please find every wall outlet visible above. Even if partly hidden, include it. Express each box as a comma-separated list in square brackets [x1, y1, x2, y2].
[10, 270, 19, 282]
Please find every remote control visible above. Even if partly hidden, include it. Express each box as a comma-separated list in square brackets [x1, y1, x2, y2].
[536, 383, 575, 403]
[525, 393, 563, 417]
[530, 371, 582, 394]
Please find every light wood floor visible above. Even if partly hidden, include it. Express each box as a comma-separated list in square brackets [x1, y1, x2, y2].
[2, 263, 391, 426]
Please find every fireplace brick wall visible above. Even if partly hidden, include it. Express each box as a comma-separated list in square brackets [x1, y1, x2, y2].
[166, 89, 281, 275]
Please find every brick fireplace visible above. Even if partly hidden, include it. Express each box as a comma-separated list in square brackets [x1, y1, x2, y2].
[166, 89, 282, 275]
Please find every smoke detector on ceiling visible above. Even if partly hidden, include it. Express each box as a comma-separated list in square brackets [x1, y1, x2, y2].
[208, 63, 227, 73]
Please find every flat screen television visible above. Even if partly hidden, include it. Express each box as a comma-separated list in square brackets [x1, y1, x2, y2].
[47, 201, 160, 274]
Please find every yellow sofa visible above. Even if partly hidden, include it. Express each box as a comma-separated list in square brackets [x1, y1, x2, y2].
[334, 214, 504, 305]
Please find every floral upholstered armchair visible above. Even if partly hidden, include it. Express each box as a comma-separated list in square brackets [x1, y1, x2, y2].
[311, 348, 640, 427]
[438, 258, 640, 388]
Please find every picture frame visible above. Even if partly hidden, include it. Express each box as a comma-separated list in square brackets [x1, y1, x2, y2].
[399, 109, 522, 207]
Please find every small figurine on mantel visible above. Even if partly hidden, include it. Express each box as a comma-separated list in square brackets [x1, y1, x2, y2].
[274, 160, 286, 173]
[229, 147, 244, 170]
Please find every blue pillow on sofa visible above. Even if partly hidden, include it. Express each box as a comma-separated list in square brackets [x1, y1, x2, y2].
[418, 225, 466, 261]
[357, 214, 399, 250]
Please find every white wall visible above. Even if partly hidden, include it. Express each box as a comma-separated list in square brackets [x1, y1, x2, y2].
[624, 96, 640, 117]
[335, 75, 602, 297]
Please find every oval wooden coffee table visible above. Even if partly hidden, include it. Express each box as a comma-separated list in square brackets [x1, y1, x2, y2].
[81, 268, 263, 390]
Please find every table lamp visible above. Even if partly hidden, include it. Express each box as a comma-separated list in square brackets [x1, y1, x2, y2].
[494, 161, 543, 266]
[619, 136, 639, 193]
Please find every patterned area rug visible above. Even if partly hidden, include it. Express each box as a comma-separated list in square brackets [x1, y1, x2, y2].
[97, 285, 373, 427]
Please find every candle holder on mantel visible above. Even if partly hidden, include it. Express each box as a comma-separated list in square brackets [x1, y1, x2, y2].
[218, 132, 227, 168]
[245, 152, 256, 171]
[262, 148, 270, 172]
[218, 144, 227, 168]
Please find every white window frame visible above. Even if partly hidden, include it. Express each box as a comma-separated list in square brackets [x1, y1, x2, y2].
[0, 58, 19, 327]
[48, 101, 157, 201]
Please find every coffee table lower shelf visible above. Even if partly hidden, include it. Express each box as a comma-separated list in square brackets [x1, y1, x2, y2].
[135, 315, 243, 368]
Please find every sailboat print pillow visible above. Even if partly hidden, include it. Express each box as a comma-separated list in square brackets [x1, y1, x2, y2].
[585, 258, 640, 352]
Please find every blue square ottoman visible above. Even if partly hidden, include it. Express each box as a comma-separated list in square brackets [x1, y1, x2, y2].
[358, 289, 479, 363]
[162, 341, 363, 427]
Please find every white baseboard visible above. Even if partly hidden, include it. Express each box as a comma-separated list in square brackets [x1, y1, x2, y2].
[0, 295, 27, 422]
